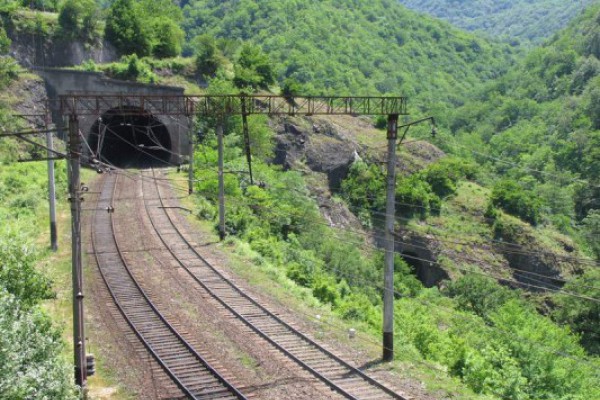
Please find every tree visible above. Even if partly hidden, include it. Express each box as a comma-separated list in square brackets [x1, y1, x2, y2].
[150, 19, 184, 59]
[234, 43, 275, 90]
[192, 34, 223, 77]
[58, 0, 100, 41]
[553, 268, 600, 355]
[0, 291, 77, 399]
[581, 210, 600, 259]
[489, 179, 543, 225]
[105, 0, 152, 57]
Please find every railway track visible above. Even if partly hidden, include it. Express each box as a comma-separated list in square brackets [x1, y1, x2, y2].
[141, 168, 407, 400]
[91, 173, 247, 400]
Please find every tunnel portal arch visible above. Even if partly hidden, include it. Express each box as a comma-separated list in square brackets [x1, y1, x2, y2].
[88, 106, 173, 168]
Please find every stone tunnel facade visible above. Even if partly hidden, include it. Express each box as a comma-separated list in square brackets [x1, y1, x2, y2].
[37, 68, 189, 166]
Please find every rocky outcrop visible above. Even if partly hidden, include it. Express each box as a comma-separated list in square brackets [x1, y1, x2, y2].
[9, 31, 117, 68]
[272, 118, 361, 190]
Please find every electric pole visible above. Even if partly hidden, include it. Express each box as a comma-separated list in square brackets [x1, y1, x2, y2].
[217, 121, 226, 240]
[241, 97, 254, 185]
[381, 115, 436, 362]
[68, 114, 86, 390]
[45, 105, 58, 251]
[383, 114, 398, 362]
[188, 116, 194, 195]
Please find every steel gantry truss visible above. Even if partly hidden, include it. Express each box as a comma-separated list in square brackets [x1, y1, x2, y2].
[49, 93, 417, 391]
[57, 94, 407, 117]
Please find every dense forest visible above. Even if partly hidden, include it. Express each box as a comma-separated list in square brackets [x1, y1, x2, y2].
[0, 0, 599, 399]
[397, 0, 596, 45]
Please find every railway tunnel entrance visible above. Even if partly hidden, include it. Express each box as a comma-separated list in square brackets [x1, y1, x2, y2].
[89, 107, 173, 168]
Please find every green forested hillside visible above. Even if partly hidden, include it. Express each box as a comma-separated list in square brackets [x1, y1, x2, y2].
[182, 0, 515, 120]
[447, 3, 600, 249]
[397, 0, 596, 45]
[1, 1, 599, 399]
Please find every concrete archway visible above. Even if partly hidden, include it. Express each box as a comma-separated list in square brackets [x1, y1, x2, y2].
[89, 107, 172, 168]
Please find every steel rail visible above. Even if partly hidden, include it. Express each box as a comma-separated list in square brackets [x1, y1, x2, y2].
[91, 173, 247, 400]
[142, 168, 407, 400]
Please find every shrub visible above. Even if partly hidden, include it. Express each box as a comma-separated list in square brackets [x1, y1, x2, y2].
[489, 179, 542, 225]
[0, 236, 54, 309]
[105, 0, 152, 57]
[553, 268, 600, 355]
[0, 291, 77, 399]
[420, 157, 478, 198]
[233, 43, 275, 90]
[396, 175, 441, 218]
[150, 19, 184, 59]
[58, 0, 100, 41]
[443, 274, 517, 319]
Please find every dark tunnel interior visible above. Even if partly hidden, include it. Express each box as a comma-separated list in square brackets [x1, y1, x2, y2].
[88, 107, 172, 168]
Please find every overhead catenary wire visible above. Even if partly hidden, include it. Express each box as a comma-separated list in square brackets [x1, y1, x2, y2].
[154, 171, 599, 386]
[257, 178, 600, 268]
[216, 194, 600, 301]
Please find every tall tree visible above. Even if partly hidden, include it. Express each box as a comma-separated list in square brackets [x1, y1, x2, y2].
[105, 0, 152, 57]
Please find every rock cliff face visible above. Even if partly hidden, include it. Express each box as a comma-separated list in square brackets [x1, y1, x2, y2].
[270, 115, 454, 286]
[9, 31, 117, 68]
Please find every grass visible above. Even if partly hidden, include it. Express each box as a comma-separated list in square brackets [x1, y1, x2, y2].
[169, 168, 490, 399]
[35, 168, 134, 400]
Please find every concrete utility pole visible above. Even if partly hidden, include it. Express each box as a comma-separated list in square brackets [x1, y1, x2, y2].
[241, 98, 254, 185]
[383, 114, 398, 362]
[68, 114, 86, 390]
[45, 107, 58, 251]
[217, 122, 226, 240]
[188, 116, 194, 195]
[381, 115, 436, 362]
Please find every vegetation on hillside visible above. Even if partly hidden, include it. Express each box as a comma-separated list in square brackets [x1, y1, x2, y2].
[181, 0, 515, 121]
[0, 22, 76, 397]
[1, 0, 599, 398]
[444, 4, 600, 256]
[185, 78, 600, 399]
[397, 0, 595, 46]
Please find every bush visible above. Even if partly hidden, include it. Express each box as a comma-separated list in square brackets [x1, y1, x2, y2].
[233, 43, 275, 90]
[192, 34, 224, 77]
[149, 19, 184, 59]
[0, 235, 54, 309]
[489, 179, 542, 225]
[104, 55, 157, 83]
[443, 274, 517, 320]
[57, 0, 100, 42]
[396, 175, 441, 218]
[420, 157, 478, 198]
[553, 268, 600, 355]
[0, 291, 77, 399]
[105, 0, 152, 57]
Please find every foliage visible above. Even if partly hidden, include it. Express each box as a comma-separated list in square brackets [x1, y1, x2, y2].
[581, 210, 600, 259]
[104, 0, 152, 57]
[192, 34, 224, 77]
[397, 0, 595, 45]
[57, 0, 101, 42]
[233, 43, 275, 90]
[182, 0, 515, 121]
[147, 18, 184, 59]
[489, 179, 543, 225]
[17, 0, 59, 12]
[0, 235, 54, 309]
[0, 25, 18, 88]
[443, 274, 517, 320]
[103, 54, 157, 83]
[553, 268, 600, 355]
[0, 291, 77, 399]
